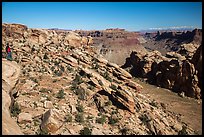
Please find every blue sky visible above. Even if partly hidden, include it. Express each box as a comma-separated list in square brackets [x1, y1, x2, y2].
[2, 2, 202, 31]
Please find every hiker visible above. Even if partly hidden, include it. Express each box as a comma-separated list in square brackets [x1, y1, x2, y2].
[6, 44, 12, 61]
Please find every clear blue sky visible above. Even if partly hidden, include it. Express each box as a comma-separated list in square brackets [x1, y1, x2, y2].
[2, 2, 202, 31]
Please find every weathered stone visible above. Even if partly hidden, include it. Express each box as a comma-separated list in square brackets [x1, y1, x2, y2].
[17, 112, 33, 123]
[44, 101, 53, 109]
[41, 109, 63, 133]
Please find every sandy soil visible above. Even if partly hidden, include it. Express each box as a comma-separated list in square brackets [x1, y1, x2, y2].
[133, 78, 202, 135]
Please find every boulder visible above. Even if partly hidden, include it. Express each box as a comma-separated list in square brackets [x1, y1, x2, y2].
[17, 112, 33, 123]
[41, 109, 63, 133]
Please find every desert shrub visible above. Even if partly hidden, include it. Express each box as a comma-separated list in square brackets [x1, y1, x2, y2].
[75, 113, 84, 123]
[103, 71, 112, 82]
[105, 100, 112, 106]
[120, 127, 129, 135]
[108, 115, 119, 125]
[86, 115, 94, 120]
[60, 65, 65, 72]
[36, 128, 49, 135]
[30, 77, 38, 83]
[138, 114, 151, 125]
[149, 100, 158, 108]
[110, 84, 117, 90]
[56, 89, 66, 99]
[75, 88, 86, 100]
[80, 127, 92, 135]
[70, 82, 78, 91]
[66, 65, 73, 72]
[96, 114, 106, 124]
[88, 85, 95, 90]
[43, 53, 49, 60]
[64, 113, 72, 122]
[39, 88, 49, 93]
[73, 74, 83, 84]
[11, 102, 21, 117]
[54, 70, 62, 76]
[178, 125, 188, 135]
[76, 104, 84, 112]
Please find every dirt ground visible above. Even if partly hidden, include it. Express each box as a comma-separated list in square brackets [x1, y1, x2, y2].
[134, 78, 202, 135]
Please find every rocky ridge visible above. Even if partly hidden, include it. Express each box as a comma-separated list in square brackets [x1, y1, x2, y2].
[142, 29, 202, 55]
[2, 23, 197, 135]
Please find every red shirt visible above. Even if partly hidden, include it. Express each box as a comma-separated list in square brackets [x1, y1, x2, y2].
[7, 47, 11, 53]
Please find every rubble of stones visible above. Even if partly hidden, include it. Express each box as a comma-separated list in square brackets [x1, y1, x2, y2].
[2, 23, 197, 135]
[122, 42, 202, 99]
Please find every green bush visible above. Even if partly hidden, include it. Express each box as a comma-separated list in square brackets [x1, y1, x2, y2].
[108, 115, 119, 125]
[76, 104, 84, 112]
[75, 88, 86, 100]
[105, 100, 112, 106]
[178, 125, 188, 135]
[39, 88, 49, 93]
[80, 127, 92, 135]
[120, 127, 129, 135]
[138, 114, 151, 125]
[56, 89, 66, 99]
[64, 113, 72, 122]
[73, 74, 83, 84]
[110, 84, 117, 90]
[96, 115, 106, 124]
[36, 128, 49, 135]
[75, 113, 84, 123]
[11, 102, 21, 117]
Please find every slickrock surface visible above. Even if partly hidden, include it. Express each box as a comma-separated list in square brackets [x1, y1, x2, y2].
[2, 59, 23, 135]
[2, 23, 199, 135]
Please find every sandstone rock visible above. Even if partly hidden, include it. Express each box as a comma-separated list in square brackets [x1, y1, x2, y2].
[41, 109, 63, 133]
[2, 59, 23, 135]
[17, 112, 33, 123]
[44, 101, 53, 109]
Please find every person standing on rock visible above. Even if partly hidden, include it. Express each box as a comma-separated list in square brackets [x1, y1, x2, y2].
[6, 44, 12, 61]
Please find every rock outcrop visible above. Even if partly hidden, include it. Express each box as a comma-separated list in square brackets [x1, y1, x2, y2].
[122, 44, 202, 99]
[2, 59, 23, 135]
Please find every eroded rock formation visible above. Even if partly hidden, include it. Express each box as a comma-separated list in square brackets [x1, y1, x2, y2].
[122, 44, 202, 99]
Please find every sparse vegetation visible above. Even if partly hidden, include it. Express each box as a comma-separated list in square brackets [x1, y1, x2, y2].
[66, 65, 73, 72]
[178, 125, 188, 135]
[56, 89, 66, 99]
[102, 71, 112, 82]
[54, 70, 63, 76]
[11, 102, 21, 117]
[43, 53, 49, 60]
[30, 77, 38, 83]
[73, 74, 84, 84]
[64, 113, 72, 122]
[105, 100, 112, 106]
[75, 88, 86, 100]
[75, 113, 84, 123]
[110, 84, 117, 90]
[108, 115, 119, 125]
[76, 104, 84, 112]
[79, 127, 92, 135]
[39, 88, 49, 93]
[88, 85, 95, 90]
[149, 100, 158, 108]
[120, 127, 129, 135]
[138, 114, 151, 125]
[36, 128, 49, 135]
[96, 114, 106, 124]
